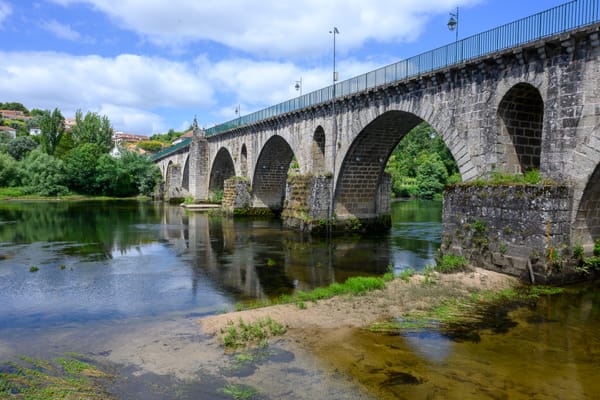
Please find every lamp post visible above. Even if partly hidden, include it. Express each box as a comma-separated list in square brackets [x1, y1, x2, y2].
[234, 104, 240, 126]
[329, 26, 339, 233]
[447, 7, 459, 42]
[295, 78, 302, 96]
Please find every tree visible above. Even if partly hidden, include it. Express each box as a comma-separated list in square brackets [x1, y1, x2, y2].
[20, 150, 68, 196]
[63, 143, 102, 194]
[71, 109, 113, 153]
[416, 153, 448, 199]
[54, 131, 75, 159]
[7, 136, 38, 160]
[0, 153, 22, 187]
[96, 151, 160, 196]
[39, 108, 65, 155]
[120, 150, 162, 196]
[136, 140, 164, 153]
[385, 121, 461, 198]
[0, 102, 29, 114]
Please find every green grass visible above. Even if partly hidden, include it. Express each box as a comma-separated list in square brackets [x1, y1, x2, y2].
[0, 354, 112, 399]
[435, 254, 469, 273]
[221, 317, 286, 349]
[399, 268, 415, 282]
[368, 284, 566, 334]
[231, 275, 392, 312]
[219, 383, 258, 400]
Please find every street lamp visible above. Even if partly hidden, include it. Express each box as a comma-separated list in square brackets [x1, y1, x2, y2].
[447, 7, 459, 42]
[330, 27, 339, 84]
[234, 104, 240, 126]
[328, 26, 339, 234]
[295, 77, 302, 96]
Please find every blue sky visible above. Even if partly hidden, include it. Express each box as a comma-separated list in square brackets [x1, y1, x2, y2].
[0, 0, 571, 135]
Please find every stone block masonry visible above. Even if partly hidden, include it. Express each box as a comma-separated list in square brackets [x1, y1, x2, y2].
[282, 174, 332, 233]
[441, 184, 576, 284]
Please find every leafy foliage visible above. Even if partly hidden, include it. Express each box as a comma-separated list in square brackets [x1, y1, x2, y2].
[0, 153, 22, 187]
[6, 135, 38, 160]
[64, 143, 102, 195]
[385, 122, 460, 198]
[0, 102, 29, 114]
[21, 150, 69, 196]
[39, 108, 65, 155]
[136, 140, 164, 153]
[71, 109, 113, 153]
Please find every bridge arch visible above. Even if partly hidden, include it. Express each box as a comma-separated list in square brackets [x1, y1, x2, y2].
[573, 163, 600, 251]
[335, 110, 426, 219]
[240, 144, 248, 177]
[209, 147, 235, 192]
[497, 82, 544, 174]
[312, 126, 326, 174]
[182, 155, 190, 192]
[252, 135, 295, 211]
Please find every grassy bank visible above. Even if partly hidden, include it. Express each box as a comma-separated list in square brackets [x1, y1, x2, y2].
[0, 187, 152, 202]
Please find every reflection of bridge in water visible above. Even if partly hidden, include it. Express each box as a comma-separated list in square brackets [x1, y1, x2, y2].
[158, 206, 392, 300]
[153, 2, 600, 282]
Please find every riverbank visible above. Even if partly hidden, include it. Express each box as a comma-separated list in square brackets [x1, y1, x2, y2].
[200, 267, 520, 345]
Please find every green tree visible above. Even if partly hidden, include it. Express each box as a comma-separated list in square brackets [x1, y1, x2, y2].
[94, 151, 160, 197]
[416, 153, 448, 199]
[0, 153, 22, 187]
[39, 108, 65, 155]
[385, 121, 460, 198]
[54, 131, 76, 159]
[0, 102, 29, 114]
[20, 150, 68, 196]
[120, 150, 162, 196]
[63, 143, 102, 194]
[71, 109, 113, 153]
[136, 140, 164, 153]
[7, 136, 38, 160]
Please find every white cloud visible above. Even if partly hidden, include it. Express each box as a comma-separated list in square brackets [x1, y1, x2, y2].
[0, 1, 12, 25]
[50, 0, 481, 58]
[0, 51, 215, 133]
[41, 19, 95, 43]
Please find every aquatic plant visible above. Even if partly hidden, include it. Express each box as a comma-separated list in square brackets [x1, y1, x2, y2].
[0, 354, 112, 399]
[29, 266, 39, 272]
[221, 317, 286, 349]
[219, 383, 258, 400]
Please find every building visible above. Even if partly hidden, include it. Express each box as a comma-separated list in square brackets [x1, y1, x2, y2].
[0, 126, 17, 139]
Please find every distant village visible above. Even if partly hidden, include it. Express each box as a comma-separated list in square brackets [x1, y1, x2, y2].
[0, 108, 189, 155]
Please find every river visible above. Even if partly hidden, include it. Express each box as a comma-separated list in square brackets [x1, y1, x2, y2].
[0, 199, 598, 399]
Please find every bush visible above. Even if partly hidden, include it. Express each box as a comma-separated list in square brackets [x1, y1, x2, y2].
[0, 153, 22, 187]
[21, 150, 68, 196]
[435, 254, 469, 273]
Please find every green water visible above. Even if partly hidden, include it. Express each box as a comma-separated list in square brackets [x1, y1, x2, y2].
[315, 284, 600, 399]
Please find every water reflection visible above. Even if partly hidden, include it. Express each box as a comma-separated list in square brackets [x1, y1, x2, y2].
[0, 200, 440, 330]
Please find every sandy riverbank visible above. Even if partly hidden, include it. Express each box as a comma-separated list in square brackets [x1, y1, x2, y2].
[200, 267, 520, 342]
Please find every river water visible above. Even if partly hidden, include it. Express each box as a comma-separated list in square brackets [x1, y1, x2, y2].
[0, 200, 598, 399]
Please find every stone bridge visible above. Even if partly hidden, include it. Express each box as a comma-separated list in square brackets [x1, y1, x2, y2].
[154, 1, 600, 282]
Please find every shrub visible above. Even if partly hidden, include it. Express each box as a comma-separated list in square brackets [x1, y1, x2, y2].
[435, 254, 469, 273]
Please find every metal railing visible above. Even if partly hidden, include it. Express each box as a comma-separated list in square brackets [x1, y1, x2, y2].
[155, 0, 599, 159]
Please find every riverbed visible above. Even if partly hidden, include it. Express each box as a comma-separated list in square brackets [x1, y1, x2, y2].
[0, 200, 598, 399]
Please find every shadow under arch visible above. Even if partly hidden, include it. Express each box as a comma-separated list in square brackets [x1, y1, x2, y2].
[240, 144, 248, 178]
[497, 82, 544, 174]
[252, 135, 295, 212]
[209, 147, 235, 192]
[334, 110, 458, 220]
[574, 163, 600, 251]
[312, 126, 326, 174]
[182, 154, 190, 192]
